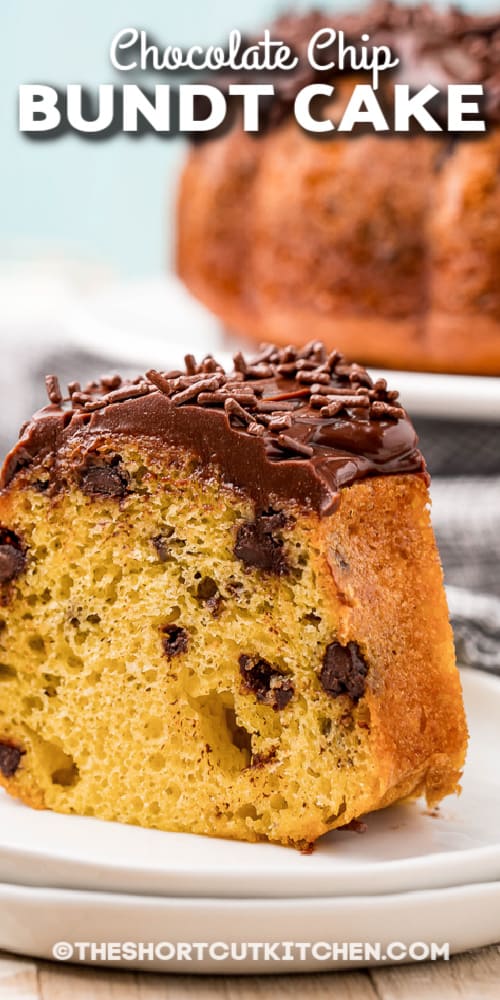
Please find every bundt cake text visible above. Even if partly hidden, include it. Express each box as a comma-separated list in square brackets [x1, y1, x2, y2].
[19, 81, 486, 136]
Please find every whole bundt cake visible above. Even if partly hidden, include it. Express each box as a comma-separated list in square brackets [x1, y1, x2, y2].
[177, 3, 500, 374]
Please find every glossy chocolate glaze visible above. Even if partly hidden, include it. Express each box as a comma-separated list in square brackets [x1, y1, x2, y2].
[1, 344, 427, 516]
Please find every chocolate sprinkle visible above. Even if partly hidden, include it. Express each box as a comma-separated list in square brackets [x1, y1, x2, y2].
[171, 376, 223, 406]
[239, 654, 294, 710]
[0, 743, 23, 778]
[275, 434, 314, 458]
[45, 375, 63, 406]
[146, 369, 174, 395]
[371, 401, 405, 420]
[319, 641, 369, 702]
[225, 397, 256, 427]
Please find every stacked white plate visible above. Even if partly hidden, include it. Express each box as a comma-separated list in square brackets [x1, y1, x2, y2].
[1, 667, 500, 973]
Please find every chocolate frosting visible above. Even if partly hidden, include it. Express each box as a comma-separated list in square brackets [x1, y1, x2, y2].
[0, 343, 427, 516]
[206, 1, 500, 129]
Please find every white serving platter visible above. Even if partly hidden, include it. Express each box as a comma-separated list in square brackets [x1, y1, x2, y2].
[0, 668, 498, 900]
[65, 275, 500, 422]
[1, 878, 500, 973]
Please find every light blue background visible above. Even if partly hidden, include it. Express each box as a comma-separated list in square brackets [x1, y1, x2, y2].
[1, 0, 496, 276]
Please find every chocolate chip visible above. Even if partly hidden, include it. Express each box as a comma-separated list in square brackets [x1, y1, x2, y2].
[152, 534, 171, 562]
[272, 684, 295, 710]
[196, 577, 224, 617]
[239, 654, 294, 710]
[234, 509, 289, 575]
[319, 641, 368, 703]
[249, 747, 277, 769]
[80, 462, 129, 497]
[33, 479, 50, 493]
[206, 594, 224, 618]
[0, 546, 26, 584]
[161, 624, 188, 658]
[0, 742, 23, 777]
[260, 509, 289, 532]
[0, 530, 26, 584]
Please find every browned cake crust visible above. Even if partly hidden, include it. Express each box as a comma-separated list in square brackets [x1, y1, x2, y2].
[177, 4, 500, 374]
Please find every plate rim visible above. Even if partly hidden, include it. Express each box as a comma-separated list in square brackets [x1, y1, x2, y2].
[0, 667, 499, 900]
[2, 877, 500, 973]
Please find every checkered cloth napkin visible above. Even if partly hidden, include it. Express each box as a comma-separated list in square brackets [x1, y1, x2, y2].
[1, 342, 498, 675]
[431, 478, 500, 673]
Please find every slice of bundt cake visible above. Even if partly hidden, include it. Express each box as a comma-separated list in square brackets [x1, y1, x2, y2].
[0, 344, 467, 847]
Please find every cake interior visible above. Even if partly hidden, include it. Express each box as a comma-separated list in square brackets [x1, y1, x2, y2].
[0, 436, 465, 846]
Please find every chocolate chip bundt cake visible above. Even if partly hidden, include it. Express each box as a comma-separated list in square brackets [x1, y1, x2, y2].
[0, 344, 467, 846]
[177, 3, 500, 374]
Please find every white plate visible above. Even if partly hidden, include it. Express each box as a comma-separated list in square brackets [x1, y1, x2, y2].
[66, 275, 235, 371]
[65, 275, 500, 422]
[1, 879, 500, 973]
[0, 668, 499, 899]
